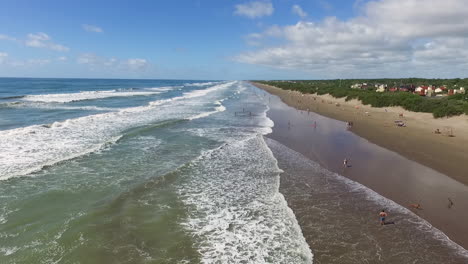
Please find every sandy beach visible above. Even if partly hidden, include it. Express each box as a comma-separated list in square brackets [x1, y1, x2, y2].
[253, 82, 468, 258]
[252, 82, 468, 186]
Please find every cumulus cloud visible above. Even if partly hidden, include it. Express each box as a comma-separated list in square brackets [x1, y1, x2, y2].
[292, 5, 307, 18]
[236, 0, 468, 78]
[234, 1, 274, 19]
[25, 32, 69, 52]
[77, 53, 149, 71]
[82, 24, 103, 33]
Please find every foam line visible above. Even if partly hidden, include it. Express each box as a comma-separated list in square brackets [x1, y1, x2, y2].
[0, 82, 233, 180]
[21, 90, 165, 103]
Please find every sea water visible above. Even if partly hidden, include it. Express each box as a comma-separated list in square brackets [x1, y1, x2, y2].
[1, 78, 467, 264]
[266, 138, 468, 264]
[0, 79, 312, 263]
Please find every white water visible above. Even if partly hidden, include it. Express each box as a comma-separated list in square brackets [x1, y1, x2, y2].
[178, 136, 313, 263]
[22, 89, 168, 103]
[0, 82, 234, 180]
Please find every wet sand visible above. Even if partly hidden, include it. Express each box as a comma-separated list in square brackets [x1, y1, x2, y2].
[256, 88, 468, 253]
[253, 82, 468, 186]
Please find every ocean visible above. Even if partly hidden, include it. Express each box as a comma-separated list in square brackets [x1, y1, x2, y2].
[0, 79, 311, 263]
[1, 78, 467, 263]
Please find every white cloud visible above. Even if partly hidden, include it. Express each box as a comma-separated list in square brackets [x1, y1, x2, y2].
[0, 52, 53, 68]
[78, 54, 118, 69]
[25, 59, 51, 66]
[77, 54, 149, 71]
[0, 52, 8, 64]
[25, 32, 69, 52]
[236, 0, 468, 78]
[0, 34, 16, 41]
[6, 58, 51, 67]
[292, 5, 307, 18]
[318, 0, 332, 11]
[57, 56, 67, 61]
[82, 24, 103, 33]
[234, 1, 274, 19]
[125, 58, 148, 70]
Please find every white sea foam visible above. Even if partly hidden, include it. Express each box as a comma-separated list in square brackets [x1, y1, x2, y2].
[178, 136, 313, 263]
[186, 100, 227, 121]
[184, 81, 222, 87]
[21, 89, 164, 103]
[0, 246, 19, 256]
[0, 82, 233, 180]
[142, 86, 180, 92]
[149, 82, 234, 107]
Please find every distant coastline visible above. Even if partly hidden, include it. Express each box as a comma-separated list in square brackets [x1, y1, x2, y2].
[251, 82, 468, 186]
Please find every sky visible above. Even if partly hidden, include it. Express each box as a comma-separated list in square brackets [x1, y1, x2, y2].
[1, 0, 468, 80]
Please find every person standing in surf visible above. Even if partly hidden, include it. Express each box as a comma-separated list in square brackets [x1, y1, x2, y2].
[379, 210, 387, 225]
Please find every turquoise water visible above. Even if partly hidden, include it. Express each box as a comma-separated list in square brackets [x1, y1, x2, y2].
[0, 79, 312, 263]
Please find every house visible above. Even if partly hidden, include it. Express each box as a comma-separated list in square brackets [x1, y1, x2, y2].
[415, 86, 427, 96]
[375, 84, 387, 92]
[454, 87, 465, 94]
[376, 86, 385, 92]
[426, 89, 433, 97]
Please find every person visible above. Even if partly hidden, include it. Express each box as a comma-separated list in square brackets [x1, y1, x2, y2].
[409, 203, 422, 209]
[448, 198, 454, 208]
[379, 210, 387, 225]
[343, 158, 348, 168]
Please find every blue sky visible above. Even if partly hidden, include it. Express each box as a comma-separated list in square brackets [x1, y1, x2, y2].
[1, 0, 468, 79]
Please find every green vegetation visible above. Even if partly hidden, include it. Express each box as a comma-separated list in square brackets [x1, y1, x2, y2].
[256, 79, 468, 118]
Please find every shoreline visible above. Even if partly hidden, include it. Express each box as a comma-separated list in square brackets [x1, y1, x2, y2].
[252, 82, 468, 186]
[253, 81, 468, 251]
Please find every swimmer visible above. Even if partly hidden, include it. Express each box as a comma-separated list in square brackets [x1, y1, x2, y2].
[409, 203, 422, 209]
[379, 210, 387, 225]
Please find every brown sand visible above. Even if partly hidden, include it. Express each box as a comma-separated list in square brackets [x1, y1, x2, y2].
[252, 82, 468, 186]
[255, 83, 468, 251]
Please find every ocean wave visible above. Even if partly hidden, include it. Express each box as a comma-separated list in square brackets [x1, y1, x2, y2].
[186, 100, 227, 121]
[184, 81, 222, 87]
[0, 95, 26, 100]
[21, 89, 166, 103]
[142, 86, 182, 91]
[0, 82, 233, 180]
[178, 136, 313, 263]
[149, 82, 234, 107]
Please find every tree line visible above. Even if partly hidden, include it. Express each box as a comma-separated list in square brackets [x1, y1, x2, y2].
[256, 79, 468, 118]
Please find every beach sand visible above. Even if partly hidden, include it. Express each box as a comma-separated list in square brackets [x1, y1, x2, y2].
[252, 82, 468, 255]
[253, 82, 468, 186]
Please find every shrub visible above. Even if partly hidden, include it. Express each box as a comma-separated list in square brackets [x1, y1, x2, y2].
[256, 80, 468, 118]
